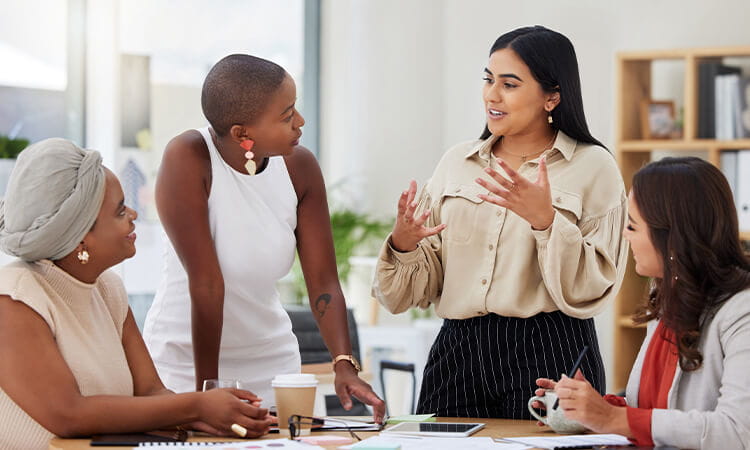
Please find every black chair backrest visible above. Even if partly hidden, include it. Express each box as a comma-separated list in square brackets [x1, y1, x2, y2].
[285, 305, 360, 364]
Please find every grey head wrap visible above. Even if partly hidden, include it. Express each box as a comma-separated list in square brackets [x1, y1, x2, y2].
[0, 138, 106, 262]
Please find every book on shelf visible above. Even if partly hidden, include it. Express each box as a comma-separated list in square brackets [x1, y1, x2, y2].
[739, 76, 750, 138]
[737, 150, 750, 233]
[721, 150, 738, 204]
[698, 60, 741, 138]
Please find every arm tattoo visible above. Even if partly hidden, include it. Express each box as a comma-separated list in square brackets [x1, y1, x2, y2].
[314, 293, 332, 317]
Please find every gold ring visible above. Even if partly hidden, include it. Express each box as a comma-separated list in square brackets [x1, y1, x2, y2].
[231, 423, 248, 438]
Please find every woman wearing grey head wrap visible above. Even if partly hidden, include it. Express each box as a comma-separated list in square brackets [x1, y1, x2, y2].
[0, 139, 273, 448]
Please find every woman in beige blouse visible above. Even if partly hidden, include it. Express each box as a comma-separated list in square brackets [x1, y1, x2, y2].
[373, 26, 628, 419]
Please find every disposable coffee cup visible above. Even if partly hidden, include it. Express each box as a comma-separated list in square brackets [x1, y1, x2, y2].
[271, 373, 318, 436]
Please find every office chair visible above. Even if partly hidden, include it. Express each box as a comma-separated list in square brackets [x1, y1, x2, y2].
[285, 305, 369, 416]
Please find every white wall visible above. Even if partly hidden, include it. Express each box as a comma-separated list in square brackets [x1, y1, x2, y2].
[320, 0, 750, 391]
[319, 0, 445, 214]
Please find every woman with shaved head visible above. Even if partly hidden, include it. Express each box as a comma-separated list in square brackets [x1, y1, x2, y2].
[143, 54, 384, 423]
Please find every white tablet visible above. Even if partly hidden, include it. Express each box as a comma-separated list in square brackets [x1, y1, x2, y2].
[381, 422, 485, 437]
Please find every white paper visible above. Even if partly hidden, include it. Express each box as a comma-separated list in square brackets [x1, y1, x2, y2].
[499, 433, 631, 448]
[341, 435, 529, 450]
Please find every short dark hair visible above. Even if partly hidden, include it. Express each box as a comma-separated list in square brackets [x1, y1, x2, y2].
[632, 157, 750, 371]
[201, 54, 287, 136]
[479, 26, 605, 149]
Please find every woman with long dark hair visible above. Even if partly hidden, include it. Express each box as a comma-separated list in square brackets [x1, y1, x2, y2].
[544, 157, 750, 448]
[373, 26, 628, 418]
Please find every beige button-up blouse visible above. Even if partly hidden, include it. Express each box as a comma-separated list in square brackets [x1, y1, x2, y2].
[373, 131, 628, 320]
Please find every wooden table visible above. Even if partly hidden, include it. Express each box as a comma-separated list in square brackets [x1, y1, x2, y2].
[49, 417, 555, 449]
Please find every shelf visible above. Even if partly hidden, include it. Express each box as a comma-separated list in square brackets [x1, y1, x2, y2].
[618, 46, 750, 61]
[620, 139, 750, 151]
[614, 45, 750, 391]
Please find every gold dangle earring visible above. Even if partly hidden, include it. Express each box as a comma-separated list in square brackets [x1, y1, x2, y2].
[547, 111, 553, 124]
[77, 247, 90, 265]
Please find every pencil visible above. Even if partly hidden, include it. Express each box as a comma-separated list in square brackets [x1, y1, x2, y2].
[553, 345, 589, 410]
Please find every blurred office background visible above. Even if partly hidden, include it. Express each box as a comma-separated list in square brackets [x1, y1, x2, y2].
[1, 0, 749, 413]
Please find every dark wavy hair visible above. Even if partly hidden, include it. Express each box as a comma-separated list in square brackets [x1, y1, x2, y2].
[479, 26, 605, 150]
[631, 157, 750, 371]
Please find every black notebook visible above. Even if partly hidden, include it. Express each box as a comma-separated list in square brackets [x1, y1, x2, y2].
[90, 430, 188, 446]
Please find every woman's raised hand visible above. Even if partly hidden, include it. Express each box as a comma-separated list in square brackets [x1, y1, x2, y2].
[476, 156, 555, 230]
[193, 388, 273, 437]
[391, 180, 446, 252]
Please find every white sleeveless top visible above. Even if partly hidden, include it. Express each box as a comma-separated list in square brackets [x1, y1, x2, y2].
[143, 127, 301, 403]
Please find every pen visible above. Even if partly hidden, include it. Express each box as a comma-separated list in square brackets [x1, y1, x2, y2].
[553, 345, 589, 410]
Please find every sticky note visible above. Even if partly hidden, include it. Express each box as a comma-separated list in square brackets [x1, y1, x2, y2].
[297, 434, 353, 445]
[385, 414, 436, 424]
[351, 441, 402, 450]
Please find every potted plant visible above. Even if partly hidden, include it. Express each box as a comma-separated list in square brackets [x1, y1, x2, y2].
[285, 209, 393, 303]
[0, 135, 30, 196]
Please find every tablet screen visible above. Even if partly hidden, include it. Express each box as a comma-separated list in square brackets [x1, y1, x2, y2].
[383, 421, 485, 437]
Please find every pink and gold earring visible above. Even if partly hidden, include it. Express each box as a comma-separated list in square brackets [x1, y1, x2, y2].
[240, 139, 256, 175]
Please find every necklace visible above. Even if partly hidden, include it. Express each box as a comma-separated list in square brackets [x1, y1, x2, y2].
[499, 131, 558, 162]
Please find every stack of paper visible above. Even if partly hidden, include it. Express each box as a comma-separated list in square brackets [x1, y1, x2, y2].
[498, 433, 632, 448]
[342, 436, 529, 450]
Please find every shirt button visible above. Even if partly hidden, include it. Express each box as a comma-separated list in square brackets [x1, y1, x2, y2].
[481, 278, 487, 285]
[488, 244, 494, 251]
[496, 210, 502, 216]
[555, 196, 562, 203]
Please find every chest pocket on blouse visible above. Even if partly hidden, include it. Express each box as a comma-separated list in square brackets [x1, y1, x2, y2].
[440, 183, 485, 244]
[551, 187, 583, 224]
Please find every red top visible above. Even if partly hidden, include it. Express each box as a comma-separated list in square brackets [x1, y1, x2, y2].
[605, 321, 679, 446]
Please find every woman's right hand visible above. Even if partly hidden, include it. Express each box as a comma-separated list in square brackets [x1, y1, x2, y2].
[194, 388, 273, 437]
[391, 180, 446, 252]
[531, 370, 586, 410]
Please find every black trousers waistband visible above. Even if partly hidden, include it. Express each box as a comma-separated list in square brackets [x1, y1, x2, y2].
[416, 310, 605, 419]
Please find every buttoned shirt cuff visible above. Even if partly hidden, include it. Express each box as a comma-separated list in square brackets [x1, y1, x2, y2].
[386, 235, 424, 265]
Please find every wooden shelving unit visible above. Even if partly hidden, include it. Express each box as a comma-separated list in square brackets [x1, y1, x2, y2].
[614, 46, 750, 391]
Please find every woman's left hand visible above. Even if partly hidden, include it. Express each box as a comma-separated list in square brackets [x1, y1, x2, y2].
[476, 156, 555, 230]
[334, 364, 386, 424]
[555, 375, 630, 436]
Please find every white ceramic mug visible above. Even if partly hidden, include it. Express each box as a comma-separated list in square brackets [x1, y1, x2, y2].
[527, 390, 586, 434]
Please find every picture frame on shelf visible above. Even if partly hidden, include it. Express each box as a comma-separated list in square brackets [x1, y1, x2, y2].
[640, 100, 675, 139]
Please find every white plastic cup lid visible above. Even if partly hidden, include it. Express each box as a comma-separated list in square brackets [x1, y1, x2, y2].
[271, 373, 318, 387]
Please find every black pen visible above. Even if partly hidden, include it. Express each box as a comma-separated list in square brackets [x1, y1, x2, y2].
[553, 345, 589, 410]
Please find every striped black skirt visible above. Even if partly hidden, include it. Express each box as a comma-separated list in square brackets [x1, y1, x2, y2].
[416, 310, 605, 419]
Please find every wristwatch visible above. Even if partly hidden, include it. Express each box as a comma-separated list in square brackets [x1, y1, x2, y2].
[333, 354, 361, 372]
